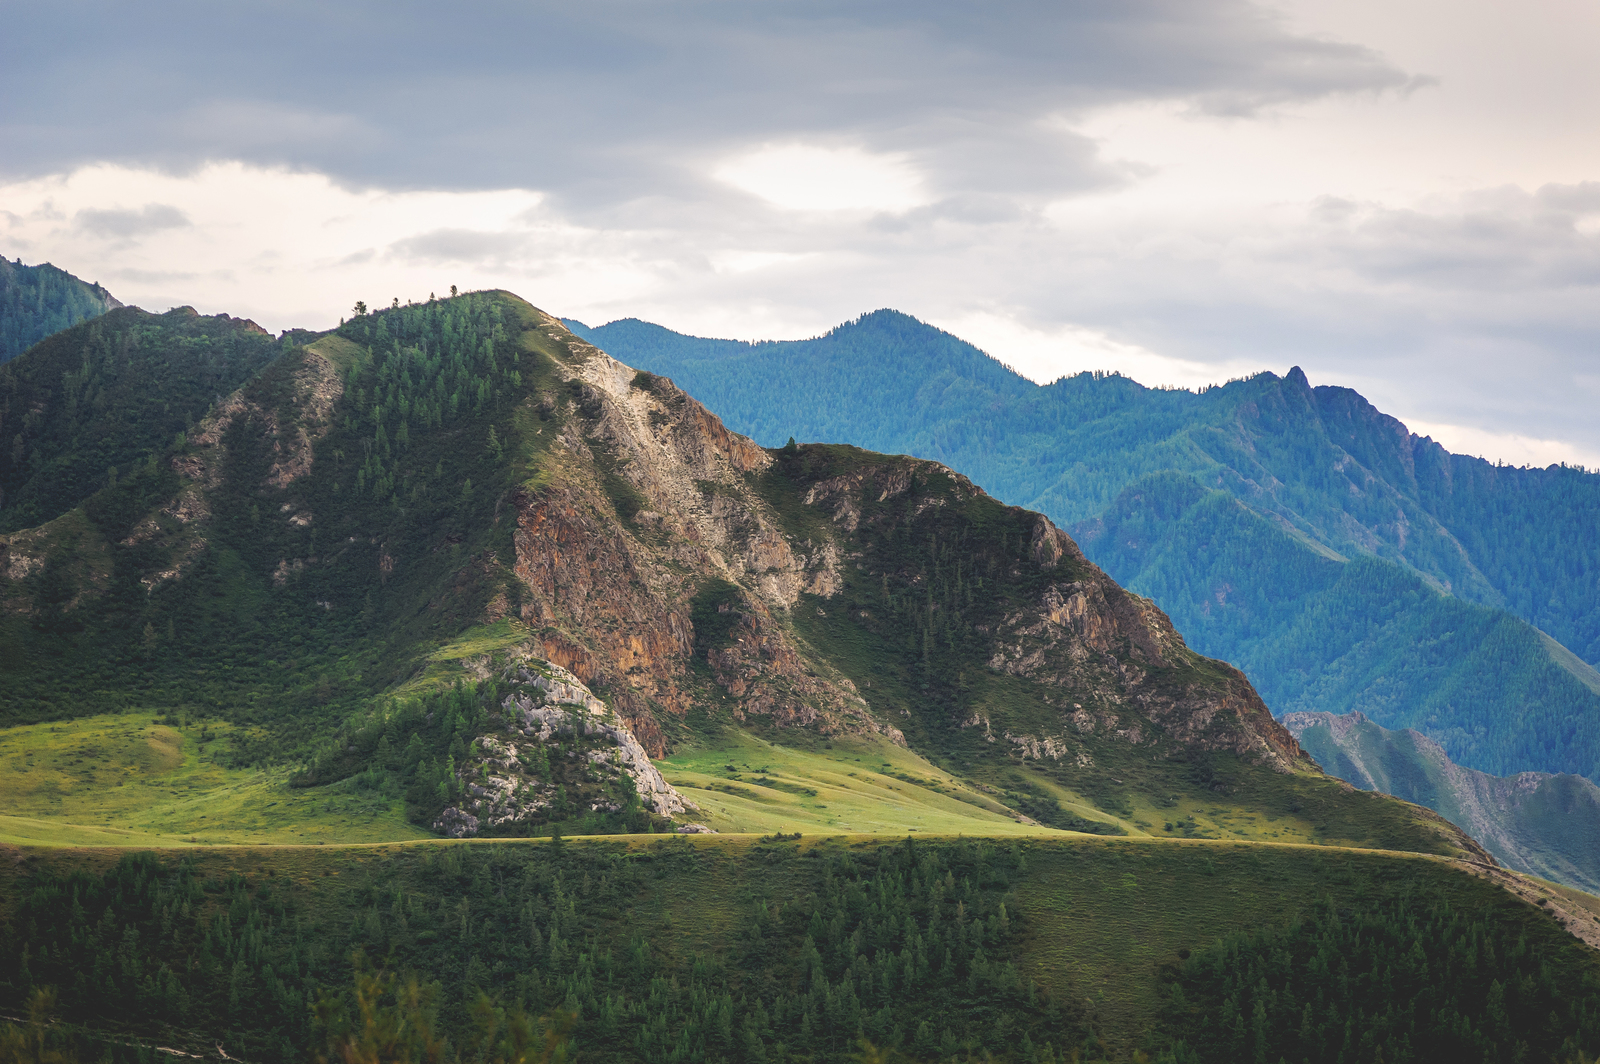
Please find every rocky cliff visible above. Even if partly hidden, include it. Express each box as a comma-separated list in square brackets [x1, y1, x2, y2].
[432, 657, 697, 838]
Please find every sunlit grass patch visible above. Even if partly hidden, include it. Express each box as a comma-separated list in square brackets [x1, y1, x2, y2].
[0, 711, 429, 846]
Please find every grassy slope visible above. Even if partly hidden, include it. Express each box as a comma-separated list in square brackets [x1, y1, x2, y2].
[0, 833, 1588, 1057]
[0, 711, 427, 847]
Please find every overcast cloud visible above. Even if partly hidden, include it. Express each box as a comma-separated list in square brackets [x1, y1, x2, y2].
[2, 0, 1596, 466]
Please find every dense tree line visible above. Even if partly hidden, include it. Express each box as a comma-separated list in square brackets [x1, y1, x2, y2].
[7, 841, 1600, 1064]
[0, 840, 1090, 1064]
[1162, 891, 1600, 1062]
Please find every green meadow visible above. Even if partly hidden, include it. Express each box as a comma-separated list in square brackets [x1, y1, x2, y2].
[0, 710, 428, 846]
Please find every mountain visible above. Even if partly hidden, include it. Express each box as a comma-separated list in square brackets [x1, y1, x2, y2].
[0, 304, 282, 532]
[1285, 710, 1600, 893]
[0, 257, 120, 364]
[0, 290, 1476, 858]
[567, 312, 1600, 780]
[3, 290, 1600, 1063]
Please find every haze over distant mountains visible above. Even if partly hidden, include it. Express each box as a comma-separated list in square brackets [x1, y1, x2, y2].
[568, 312, 1600, 783]
[1285, 710, 1600, 894]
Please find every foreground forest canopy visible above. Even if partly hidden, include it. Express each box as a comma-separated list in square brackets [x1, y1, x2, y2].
[3, 837, 1599, 1064]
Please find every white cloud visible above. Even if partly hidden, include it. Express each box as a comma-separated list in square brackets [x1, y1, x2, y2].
[0, 163, 553, 329]
[714, 145, 932, 213]
[924, 310, 1264, 389]
[1404, 420, 1600, 471]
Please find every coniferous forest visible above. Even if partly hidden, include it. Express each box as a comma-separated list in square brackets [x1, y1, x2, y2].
[6, 839, 1598, 1064]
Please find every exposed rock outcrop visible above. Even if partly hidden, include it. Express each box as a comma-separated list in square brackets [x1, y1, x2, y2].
[432, 658, 695, 838]
[504, 316, 878, 754]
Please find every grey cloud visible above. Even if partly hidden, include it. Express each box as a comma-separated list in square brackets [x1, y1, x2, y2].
[1536, 182, 1600, 214]
[388, 229, 532, 265]
[4, 0, 1416, 212]
[75, 204, 190, 239]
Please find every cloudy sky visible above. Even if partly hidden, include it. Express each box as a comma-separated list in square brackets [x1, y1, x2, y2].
[3, 0, 1597, 467]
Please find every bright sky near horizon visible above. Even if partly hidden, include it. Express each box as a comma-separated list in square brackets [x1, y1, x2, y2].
[2, 1, 1597, 468]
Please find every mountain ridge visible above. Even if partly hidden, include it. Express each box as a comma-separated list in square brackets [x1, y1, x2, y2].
[0, 256, 121, 365]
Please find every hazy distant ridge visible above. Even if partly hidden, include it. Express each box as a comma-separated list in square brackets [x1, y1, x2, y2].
[1286, 710, 1600, 893]
[0, 257, 120, 364]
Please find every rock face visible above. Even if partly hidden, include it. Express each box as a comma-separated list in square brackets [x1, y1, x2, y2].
[757, 450, 1314, 780]
[433, 659, 695, 838]
[1285, 710, 1600, 893]
[504, 313, 1304, 779]
[504, 319, 892, 756]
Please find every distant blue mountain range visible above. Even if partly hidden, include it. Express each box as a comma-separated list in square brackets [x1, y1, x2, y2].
[568, 311, 1600, 782]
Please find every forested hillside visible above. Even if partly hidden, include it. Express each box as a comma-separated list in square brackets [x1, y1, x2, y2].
[570, 313, 1600, 781]
[4, 837, 1598, 1064]
[0, 295, 527, 739]
[0, 306, 282, 532]
[0, 291, 1477, 864]
[0, 257, 120, 364]
[1079, 471, 1600, 780]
